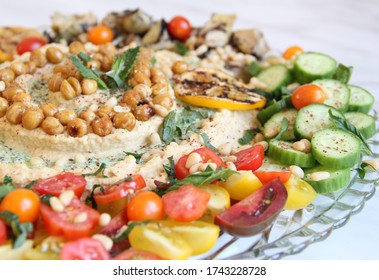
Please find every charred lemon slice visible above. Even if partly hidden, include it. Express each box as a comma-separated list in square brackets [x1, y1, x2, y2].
[173, 68, 266, 110]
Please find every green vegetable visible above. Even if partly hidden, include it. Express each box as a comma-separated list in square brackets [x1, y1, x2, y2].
[163, 156, 176, 182]
[0, 175, 15, 200]
[77, 52, 93, 65]
[85, 184, 105, 209]
[333, 64, 353, 84]
[150, 56, 157, 67]
[82, 163, 107, 178]
[246, 61, 262, 76]
[175, 42, 188, 56]
[112, 220, 153, 242]
[124, 152, 143, 164]
[238, 129, 259, 145]
[273, 118, 289, 140]
[0, 211, 33, 249]
[40, 194, 54, 206]
[198, 131, 218, 153]
[24, 180, 36, 190]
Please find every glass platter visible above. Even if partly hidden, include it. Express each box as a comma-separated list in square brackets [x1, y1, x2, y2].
[193, 111, 379, 260]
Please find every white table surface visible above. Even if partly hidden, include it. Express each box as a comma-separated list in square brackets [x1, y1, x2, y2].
[1, 0, 378, 260]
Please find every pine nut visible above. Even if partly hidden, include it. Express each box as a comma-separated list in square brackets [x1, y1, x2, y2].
[292, 141, 306, 152]
[185, 152, 203, 168]
[310, 171, 330, 181]
[92, 234, 113, 251]
[289, 165, 304, 178]
[99, 213, 112, 227]
[0, 81, 5, 92]
[254, 141, 269, 151]
[189, 163, 202, 174]
[254, 133, 265, 143]
[152, 104, 169, 117]
[50, 197, 65, 212]
[105, 97, 118, 107]
[225, 155, 237, 162]
[207, 163, 218, 170]
[363, 160, 379, 171]
[264, 128, 278, 138]
[74, 212, 88, 224]
[226, 161, 237, 171]
[300, 139, 311, 153]
[218, 142, 232, 156]
[59, 190, 75, 206]
[149, 132, 161, 145]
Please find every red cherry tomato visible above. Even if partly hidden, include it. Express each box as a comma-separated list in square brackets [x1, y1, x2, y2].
[234, 145, 265, 171]
[175, 148, 226, 180]
[60, 237, 110, 260]
[17, 37, 47, 55]
[254, 171, 292, 184]
[127, 191, 164, 221]
[0, 189, 41, 223]
[215, 178, 288, 237]
[87, 25, 114, 45]
[162, 184, 210, 222]
[33, 172, 87, 198]
[113, 248, 164, 260]
[0, 219, 7, 245]
[40, 196, 99, 240]
[291, 84, 325, 110]
[282, 45, 304, 60]
[167, 16, 192, 40]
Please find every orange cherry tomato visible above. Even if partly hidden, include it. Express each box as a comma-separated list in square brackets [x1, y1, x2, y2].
[283, 45, 304, 60]
[127, 191, 164, 221]
[87, 25, 114, 45]
[0, 189, 41, 223]
[291, 84, 325, 110]
[254, 171, 292, 184]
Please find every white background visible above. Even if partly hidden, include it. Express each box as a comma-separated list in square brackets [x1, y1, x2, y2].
[1, 0, 379, 259]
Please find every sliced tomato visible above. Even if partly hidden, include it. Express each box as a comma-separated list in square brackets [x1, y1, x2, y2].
[33, 172, 87, 198]
[174, 148, 226, 180]
[0, 219, 7, 245]
[215, 178, 288, 237]
[162, 184, 210, 222]
[60, 237, 110, 260]
[234, 145, 264, 171]
[17, 37, 47, 55]
[254, 171, 291, 184]
[113, 248, 163, 260]
[40, 196, 99, 240]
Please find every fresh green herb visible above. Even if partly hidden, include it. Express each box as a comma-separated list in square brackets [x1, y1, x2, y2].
[0, 175, 15, 200]
[24, 180, 36, 190]
[333, 64, 353, 84]
[246, 61, 262, 76]
[124, 152, 143, 164]
[163, 156, 176, 181]
[329, 110, 372, 155]
[175, 42, 188, 56]
[356, 162, 378, 179]
[82, 163, 107, 178]
[280, 86, 293, 96]
[239, 129, 259, 145]
[0, 211, 33, 249]
[77, 52, 93, 65]
[198, 131, 218, 153]
[112, 220, 152, 242]
[160, 111, 177, 144]
[150, 56, 157, 67]
[273, 118, 289, 140]
[85, 184, 105, 209]
[40, 194, 54, 206]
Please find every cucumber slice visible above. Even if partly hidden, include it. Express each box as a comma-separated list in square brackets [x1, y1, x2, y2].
[294, 52, 337, 84]
[311, 128, 361, 169]
[348, 85, 375, 114]
[263, 109, 298, 141]
[345, 112, 377, 139]
[304, 166, 351, 193]
[312, 79, 350, 112]
[295, 104, 344, 139]
[268, 139, 316, 168]
[257, 96, 292, 125]
[257, 64, 292, 93]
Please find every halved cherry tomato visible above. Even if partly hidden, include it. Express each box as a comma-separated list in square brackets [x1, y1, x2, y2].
[0, 219, 6, 245]
[234, 145, 264, 171]
[33, 172, 86, 198]
[175, 148, 226, 180]
[167, 16, 192, 40]
[215, 178, 288, 237]
[0, 189, 40, 223]
[87, 25, 114, 45]
[254, 171, 291, 184]
[291, 84, 325, 110]
[40, 196, 99, 240]
[284, 175, 317, 210]
[198, 184, 230, 222]
[60, 237, 110, 260]
[282, 45, 304, 60]
[127, 191, 163, 221]
[113, 248, 164, 260]
[17, 37, 47, 55]
[162, 184, 210, 222]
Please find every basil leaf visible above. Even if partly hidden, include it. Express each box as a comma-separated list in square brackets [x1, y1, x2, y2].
[112, 220, 152, 243]
[333, 64, 353, 84]
[246, 61, 262, 76]
[0, 211, 33, 249]
[85, 184, 105, 209]
[160, 111, 177, 144]
[198, 131, 218, 153]
[124, 152, 143, 164]
[175, 42, 188, 56]
[163, 156, 176, 181]
[77, 52, 93, 65]
[82, 163, 107, 178]
[40, 194, 54, 206]
[0, 175, 15, 200]
[70, 55, 108, 89]
[273, 118, 289, 140]
[238, 129, 259, 145]
[24, 180, 36, 190]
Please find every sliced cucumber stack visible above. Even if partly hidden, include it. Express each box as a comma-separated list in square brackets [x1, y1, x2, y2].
[295, 104, 343, 139]
[311, 128, 361, 169]
[263, 109, 298, 141]
[312, 79, 350, 112]
[345, 112, 377, 139]
[304, 166, 351, 193]
[257, 95, 293, 125]
[257, 64, 292, 93]
[294, 52, 337, 84]
[348, 85, 375, 113]
[268, 139, 316, 168]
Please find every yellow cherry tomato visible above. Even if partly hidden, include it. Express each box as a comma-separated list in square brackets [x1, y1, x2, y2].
[198, 184, 230, 222]
[219, 171, 263, 200]
[284, 174, 318, 210]
[23, 236, 64, 260]
[0, 240, 33, 260]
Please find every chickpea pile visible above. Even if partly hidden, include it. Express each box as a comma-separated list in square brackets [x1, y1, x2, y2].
[0, 41, 184, 138]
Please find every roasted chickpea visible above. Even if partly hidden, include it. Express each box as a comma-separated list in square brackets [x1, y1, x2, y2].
[12, 92, 32, 104]
[129, 72, 151, 87]
[46, 47, 64, 64]
[152, 94, 173, 109]
[53, 64, 70, 77]
[41, 116, 64, 135]
[48, 73, 64, 92]
[133, 84, 152, 99]
[100, 55, 114, 72]
[121, 89, 141, 108]
[91, 116, 113, 137]
[113, 112, 136, 131]
[151, 76, 168, 86]
[24, 61, 37, 74]
[67, 118, 88, 137]
[81, 78, 98, 95]
[151, 83, 168, 96]
[79, 109, 96, 123]
[30, 49, 47, 68]
[10, 62, 28, 76]
[55, 109, 77, 125]
[172, 61, 189, 74]
[96, 105, 115, 119]
[6, 102, 26, 124]
[98, 43, 116, 56]
[0, 97, 9, 118]
[0, 68, 15, 85]
[22, 109, 44, 130]
[86, 60, 101, 69]
[140, 48, 153, 59]
[40, 103, 58, 118]
[2, 87, 24, 101]
[150, 68, 165, 78]
[69, 41, 85, 55]
[132, 104, 154, 121]
[60, 77, 81, 100]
